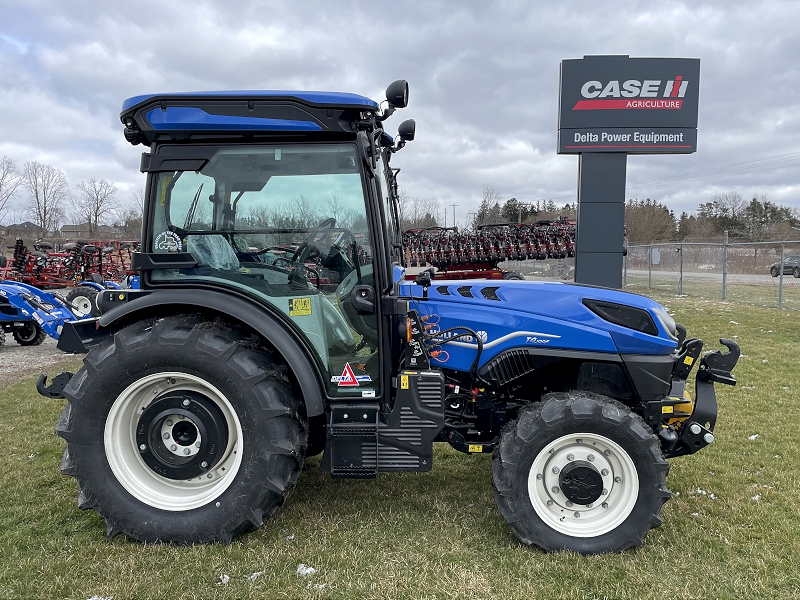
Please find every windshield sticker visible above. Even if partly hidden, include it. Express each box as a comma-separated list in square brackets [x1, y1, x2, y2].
[331, 363, 372, 387]
[154, 231, 182, 252]
[160, 176, 170, 206]
[289, 297, 312, 317]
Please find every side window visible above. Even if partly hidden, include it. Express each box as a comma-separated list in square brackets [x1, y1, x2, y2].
[375, 151, 400, 263]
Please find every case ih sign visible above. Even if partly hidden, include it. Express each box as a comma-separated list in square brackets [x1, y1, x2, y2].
[558, 55, 700, 154]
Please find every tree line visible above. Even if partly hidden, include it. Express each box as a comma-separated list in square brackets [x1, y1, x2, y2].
[0, 156, 142, 239]
[399, 183, 800, 243]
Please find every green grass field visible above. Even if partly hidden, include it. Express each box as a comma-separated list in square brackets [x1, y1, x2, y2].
[1, 292, 799, 600]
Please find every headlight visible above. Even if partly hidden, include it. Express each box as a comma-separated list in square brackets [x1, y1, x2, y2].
[653, 307, 677, 340]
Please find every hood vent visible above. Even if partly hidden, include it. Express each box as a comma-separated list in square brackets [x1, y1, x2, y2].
[481, 287, 500, 301]
[457, 286, 473, 298]
[436, 286, 451, 295]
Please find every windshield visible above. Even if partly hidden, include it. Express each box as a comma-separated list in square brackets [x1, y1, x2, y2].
[149, 142, 380, 397]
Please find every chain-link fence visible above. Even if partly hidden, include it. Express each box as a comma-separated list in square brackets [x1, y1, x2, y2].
[624, 236, 800, 310]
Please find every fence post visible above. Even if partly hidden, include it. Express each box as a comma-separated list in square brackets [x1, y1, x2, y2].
[679, 242, 683, 295]
[648, 244, 652, 289]
[623, 239, 627, 286]
[722, 230, 728, 300]
[778, 242, 785, 309]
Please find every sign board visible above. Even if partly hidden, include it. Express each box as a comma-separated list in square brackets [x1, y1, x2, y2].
[558, 55, 700, 154]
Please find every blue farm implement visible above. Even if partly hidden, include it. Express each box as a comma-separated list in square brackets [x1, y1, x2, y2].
[0, 281, 82, 347]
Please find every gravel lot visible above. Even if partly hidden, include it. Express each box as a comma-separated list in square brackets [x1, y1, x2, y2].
[0, 335, 84, 384]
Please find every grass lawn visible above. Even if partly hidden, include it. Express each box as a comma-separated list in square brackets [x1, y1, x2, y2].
[1, 293, 799, 600]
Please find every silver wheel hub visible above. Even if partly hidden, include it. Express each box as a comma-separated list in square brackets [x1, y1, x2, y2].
[527, 433, 639, 537]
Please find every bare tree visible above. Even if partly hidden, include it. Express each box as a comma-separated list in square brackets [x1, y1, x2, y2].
[397, 190, 441, 230]
[22, 161, 69, 234]
[0, 156, 22, 223]
[131, 188, 145, 217]
[76, 178, 119, 237]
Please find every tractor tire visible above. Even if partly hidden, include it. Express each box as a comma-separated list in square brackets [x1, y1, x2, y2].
[492, 391, 670, 554]
[0, 328, 5, 349]
[13, 321, 47, 346]
[502, 271, 525, 280]
[56, 314, 307, 544]
[66, 286, 100, 318]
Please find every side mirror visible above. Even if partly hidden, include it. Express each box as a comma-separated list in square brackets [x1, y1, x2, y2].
[397, 119, 415, 142]
[385, 80, 409, 108]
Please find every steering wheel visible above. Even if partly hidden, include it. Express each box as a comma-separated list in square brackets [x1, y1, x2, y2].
[291, 219, 356, 272]
[291, 218, 337, 264]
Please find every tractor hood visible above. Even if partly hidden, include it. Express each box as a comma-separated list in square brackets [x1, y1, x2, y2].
[398, 278, 678, 360]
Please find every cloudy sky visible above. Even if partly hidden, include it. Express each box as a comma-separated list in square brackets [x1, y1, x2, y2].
[1, 0, 798, 227]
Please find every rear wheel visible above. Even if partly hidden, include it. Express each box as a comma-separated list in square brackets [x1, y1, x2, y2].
[12, 321, 47, 346]
[492, 392, 670, 554]
[66, 286, 100, 317]
[56, 314, 307, 543]
[770, 267, 779, 277]
[794, 267, 800, 278]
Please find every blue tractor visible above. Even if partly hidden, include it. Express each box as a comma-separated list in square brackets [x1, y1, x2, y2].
[0, 280, 81, 347]
[40, 82, 738, 554]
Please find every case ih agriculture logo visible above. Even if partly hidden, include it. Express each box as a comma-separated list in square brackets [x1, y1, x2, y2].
[557, 56, 700, 154]
[574, 76, 689, 111]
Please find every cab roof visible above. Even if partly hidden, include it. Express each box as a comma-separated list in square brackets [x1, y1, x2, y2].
[121, 90, 379, 112]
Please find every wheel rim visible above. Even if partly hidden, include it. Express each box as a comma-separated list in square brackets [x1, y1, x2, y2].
[16, 322, 37, 342]
[104, 372, 244, 511]
[527, 433, 639, 538]
[71, 294, 93, 317]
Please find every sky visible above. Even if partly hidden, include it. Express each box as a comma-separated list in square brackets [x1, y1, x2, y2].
[1, 0, 798, 228]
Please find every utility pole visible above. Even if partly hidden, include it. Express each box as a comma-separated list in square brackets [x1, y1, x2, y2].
[450, 203, 458, 229]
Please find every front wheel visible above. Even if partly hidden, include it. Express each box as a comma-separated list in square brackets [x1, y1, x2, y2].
[492, 392, 670, 554]
[794, 267, 800, 278]
[502, 271, 525, 280]
[66, 286, 100, 317]
[56, 314, 307, 543]
[13, 321, 47, 346]
[770, 267, 779, 277]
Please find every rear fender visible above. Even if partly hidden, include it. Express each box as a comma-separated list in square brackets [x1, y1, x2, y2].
[89, 289, 327, 417]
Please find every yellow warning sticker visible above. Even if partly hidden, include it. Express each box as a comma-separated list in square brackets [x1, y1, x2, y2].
[683, 356, 694, 365]
[468, 444, 483, 453]
[400, 375, 409, 390]
[289, 297, 312, 317]
[662, 405, 674, 414]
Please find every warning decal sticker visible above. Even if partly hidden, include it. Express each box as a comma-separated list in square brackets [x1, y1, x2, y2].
[331, 363, 372, 387]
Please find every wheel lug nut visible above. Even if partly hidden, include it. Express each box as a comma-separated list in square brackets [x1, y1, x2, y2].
[170, 444, 177, 451]
[602, 488, 608, 495]
[551, 486, 560, 494]
[139, 444, 147, 451]
[614, 476, 622, 483]
[166, 419, 173, 426]
[601, 469, 609, 476]
[536, 473, 543, 480]
[587, 503, 593, 508]
[587, 454, 595, 462]
[552, 466, 560, 474]
[576, 439, 583, 444]
[183, 448, 190, 455]
[604, 449, 611, 456]
[163, 432, 170, 439]
[566, 453, 574, 461]
[574, 512, 580, 518]
[566, 501, 573, 507]
[602, 502, 609, 509]
[195, 441, 201, 448]
[207, 473, 213, 479]
[182, 399, 190, 407]
[201, 461, 208, 468]
[547, 499, 554, 507]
